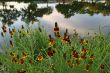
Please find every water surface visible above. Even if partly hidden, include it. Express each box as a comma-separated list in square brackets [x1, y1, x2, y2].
[0, 1, 110, 46]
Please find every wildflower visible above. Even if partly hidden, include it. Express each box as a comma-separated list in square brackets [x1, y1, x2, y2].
[10, 52, 16, 58]
[18, 30, 21, 34]
[17, 55, 20, 59]
[80, 38, 84, 45]
[9, 30, 14, 38]
[9, 28, 11, 32]
[88, 59, 93, 65]
[54, 22, 59, 32]
[80, 54, 87, 60]
[63, 32, 70, 43]
[48, 35, 55, 46]
[22, 52, 28, 59]
[47, 47, 55, 57]
[37, 55, 43, 62]
[19, 69, 26, 73]
[66, 60, 73, 68]
[76, 59, 80, 65]
[19, 58, 25, 64]
[3, 29, 7, 33]
[63, 53, 66, 60]
[72, 50, 79, 59]
[12, 57, 18, 63]
[12, 28, 16, 33]
[94, 33, 96, 35]
[88, 32, 89, 35]
[2, 25, 7, 33]
[73, 29, 78, 36]
[65, 29, 68, 34]
[90, 54, 94, 61]
[81, 47, 88, 54]
[29, 59, 33, 65]
[38, 27, 42, 32]
[55, 32, 61, 38]
[9, 40, 14, 48]
[1, 32, 4, 37]
[54, 22, 60, 37]
[0, 62, 3, 66]
[49, 64, 55, 70]
[32, 20, 35, 24]
[21, 25, 24, 29]
[100, 64, 105, 70]
[2, 25, 6, 30]
[85, 64, 90, 71]
[80, 39, 88, 45]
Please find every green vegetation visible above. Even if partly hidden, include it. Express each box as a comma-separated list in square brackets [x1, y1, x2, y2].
[56, 1, 110, 18]
[0, 22, 110, 73]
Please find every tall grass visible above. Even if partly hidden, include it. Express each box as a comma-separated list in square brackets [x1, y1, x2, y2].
[0, 24, 110, 73]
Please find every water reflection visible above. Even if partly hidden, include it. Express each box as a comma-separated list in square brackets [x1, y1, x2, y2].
[56, 1, 110, 18]
[0, 2, 52, 25]
[0, 1, 110, 36]
[0, 2, 53, 49]
[0, 9, 21, 25]
[21, 3, 52, 24]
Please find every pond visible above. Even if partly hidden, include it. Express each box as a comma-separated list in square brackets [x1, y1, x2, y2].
[0, 1, 110, 47]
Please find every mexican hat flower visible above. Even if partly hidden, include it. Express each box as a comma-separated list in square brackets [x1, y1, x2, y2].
[37, 55, 43, 62]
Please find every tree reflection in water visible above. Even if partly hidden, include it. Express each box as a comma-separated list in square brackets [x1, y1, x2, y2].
[0, 9, 21, 25]
[56, 1, 110, 18]
[0, 2, 52, 25]
[21, 3, 52, 24]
